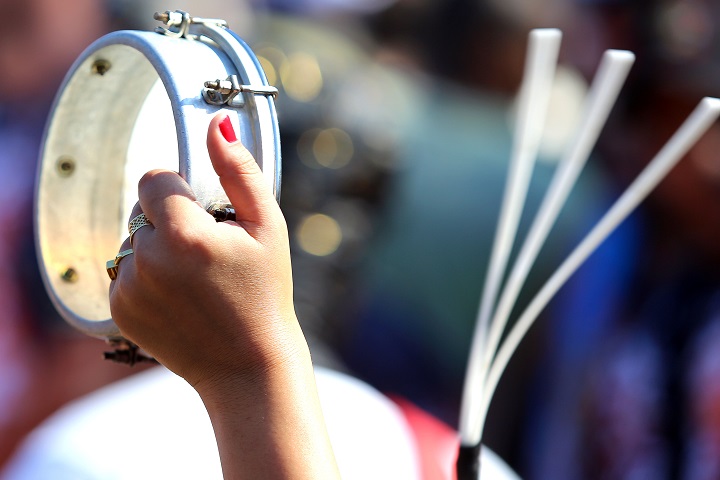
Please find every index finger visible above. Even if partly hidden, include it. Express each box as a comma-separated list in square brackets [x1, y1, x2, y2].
[136, 169, 212, 233]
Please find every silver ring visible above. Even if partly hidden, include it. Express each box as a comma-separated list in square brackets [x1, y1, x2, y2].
[128, 213, 153, 245]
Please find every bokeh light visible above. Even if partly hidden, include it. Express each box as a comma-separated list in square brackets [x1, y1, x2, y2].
[280, 51, 323, 102]
[296, 213, 343, 257]
[297, 127, 354, 169]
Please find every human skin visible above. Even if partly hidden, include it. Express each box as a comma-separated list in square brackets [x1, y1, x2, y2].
[108, 114, 340, 479]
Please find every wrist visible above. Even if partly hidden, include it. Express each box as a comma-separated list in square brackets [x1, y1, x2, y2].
[196, 325, 340, 479]
[194, 314, 312, 410]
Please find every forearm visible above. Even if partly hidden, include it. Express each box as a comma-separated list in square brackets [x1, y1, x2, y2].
[198, 324, 340, 480]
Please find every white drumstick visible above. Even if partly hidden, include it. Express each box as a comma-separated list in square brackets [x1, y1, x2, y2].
[459, 28, 561, 446]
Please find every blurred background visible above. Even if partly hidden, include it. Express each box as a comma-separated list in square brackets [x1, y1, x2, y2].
[2, 0, 720, 478]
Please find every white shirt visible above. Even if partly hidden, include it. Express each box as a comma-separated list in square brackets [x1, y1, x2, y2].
[1, 366, 518, 480]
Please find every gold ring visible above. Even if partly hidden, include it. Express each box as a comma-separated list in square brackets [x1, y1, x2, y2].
[106, 249, 134, 280]
[128, 213, 152, 245]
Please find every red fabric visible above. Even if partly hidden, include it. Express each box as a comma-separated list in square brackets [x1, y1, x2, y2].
[392, 397, 459, 480]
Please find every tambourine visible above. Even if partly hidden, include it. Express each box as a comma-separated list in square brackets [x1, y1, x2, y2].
[34, 11, 281, 353]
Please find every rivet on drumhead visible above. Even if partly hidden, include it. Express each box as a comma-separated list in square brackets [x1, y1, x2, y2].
[56, 156, 76, 177]
[91, 59, 111, 76]
[61, 267, 79, 283]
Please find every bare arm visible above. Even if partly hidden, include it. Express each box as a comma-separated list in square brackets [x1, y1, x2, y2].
[108, 114, 340, 479]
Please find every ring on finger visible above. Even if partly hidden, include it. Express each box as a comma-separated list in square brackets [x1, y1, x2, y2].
[106, 248, 134, 280]
[128, 213, 152, 246]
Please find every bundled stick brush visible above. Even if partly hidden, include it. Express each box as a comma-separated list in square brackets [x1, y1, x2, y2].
[456, 28, 720, 480]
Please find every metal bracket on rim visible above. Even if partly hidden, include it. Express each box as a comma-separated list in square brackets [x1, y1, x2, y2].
[202, 75, 279, 107]
[153, 10, 227, 39]
[104, 338, 158, 366]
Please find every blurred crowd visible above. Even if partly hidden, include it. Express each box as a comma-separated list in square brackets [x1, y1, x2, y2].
[2, 0, 720, 478]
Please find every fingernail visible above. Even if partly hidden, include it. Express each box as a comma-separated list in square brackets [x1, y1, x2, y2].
[219, 115, 238, 143]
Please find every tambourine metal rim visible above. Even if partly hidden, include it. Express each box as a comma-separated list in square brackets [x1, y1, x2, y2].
[34, 19, 280, 339]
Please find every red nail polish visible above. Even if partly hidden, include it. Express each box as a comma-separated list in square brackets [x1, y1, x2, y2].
[219, 115, 238, 143]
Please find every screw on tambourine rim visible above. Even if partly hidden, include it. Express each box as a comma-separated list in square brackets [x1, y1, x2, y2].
[91, 59, 111, 75]
[56, 156, 75, 176]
